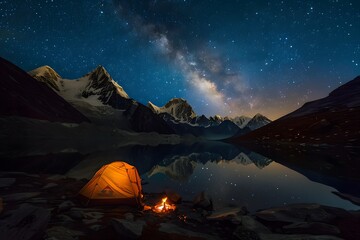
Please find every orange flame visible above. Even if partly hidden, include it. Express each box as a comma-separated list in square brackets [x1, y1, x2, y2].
[153, 197, 176, 213]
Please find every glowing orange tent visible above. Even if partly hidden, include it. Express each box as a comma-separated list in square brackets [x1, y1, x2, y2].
[78, 161, 142, 206]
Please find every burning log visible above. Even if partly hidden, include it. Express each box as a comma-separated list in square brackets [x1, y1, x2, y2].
[152, 197, 176, 213]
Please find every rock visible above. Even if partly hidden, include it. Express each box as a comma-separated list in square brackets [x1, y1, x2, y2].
[42, 182, 58, 190]
[111, 218, 146, 239]
[83, 218, 99, 225]
[26, 198, 47, 204]
[233, 226, 260, 240]
[0, 203, 50, 240]
[166, 190, 182, 203]
[67, 210, 84, 220]
[186, 211, 205, 223]
[89, 224, 103, 232]
[282, 222, 341, 235]
[2, 192, 41, 202]
[256, 204, 349, 224]
[0, 178, 15, 188]
[58, 200, 75, 213]
[124, 212, 134, 221]
[193, 191, 213, 211]
[56, 214, 75, 223]
[258, 233, 343, 240]
[46, 226, 84, 240]
[47, 175, 65, 180]
[159, 223, 220, 239]
[241, 216, 271, 233]
[84, 212, 104, 220]
[333, 191, 360, 206]
[207, 207, 243, 220]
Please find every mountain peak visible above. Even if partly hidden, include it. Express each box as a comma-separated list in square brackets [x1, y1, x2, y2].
[148, 98, 196, 121]
[253, 113, 265, 118]
[85, 65, 129, 99]
[165, 98, 188, 106]
[245, 113, 271, 130]
[87, 65, 110, 79]
[28, 65, 61, 91]
[29, 65, 61, 79]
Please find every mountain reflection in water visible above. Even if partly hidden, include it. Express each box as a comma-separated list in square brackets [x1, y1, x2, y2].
[2, 141, 359, 212]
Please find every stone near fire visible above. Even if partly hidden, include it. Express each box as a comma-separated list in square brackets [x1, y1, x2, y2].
[193, 191, 213, 211]
[166, 190, 182, 203]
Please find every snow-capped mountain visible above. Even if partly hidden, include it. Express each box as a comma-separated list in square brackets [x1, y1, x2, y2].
[0, 57, 89, 123]
[190, 115, 213, 127]
[245, 113, 272, 130]
[29, 65, 174, 134]
[225, 116, 252, 128]
[30, 65, 130, 107]
[148, 98, 196, 122]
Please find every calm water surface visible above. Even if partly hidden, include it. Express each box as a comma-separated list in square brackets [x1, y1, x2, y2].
[2, 141, 359, 212]
[62, 142, 360, 212]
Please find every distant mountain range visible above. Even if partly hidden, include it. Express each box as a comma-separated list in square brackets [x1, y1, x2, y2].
[0, 57, 271, 139]
[147, 98, 271, 139]
[1, 57, 358, 145]
[233, 76, 360, 146]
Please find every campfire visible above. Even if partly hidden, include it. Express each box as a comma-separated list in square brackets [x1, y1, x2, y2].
[152, 197, 176, 213]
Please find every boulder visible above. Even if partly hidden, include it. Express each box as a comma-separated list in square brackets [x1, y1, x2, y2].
[67, 210, 84, 220]
[0, 204, 50, 240]
[207, 207, 244, 224]
[282, 222, 341, 235]
[256, 204, 350, 223]
[46, 226, 84, 240]
[233, 226, 260, 240]
[58, 200, 75, 213]
[2, 192, 41, 202]
[166, 190, 182, 203]
[159, 223, 220, 240]
[42, 182, 58, 190]
[193, 191, 213, 211]
[111, 218, 146, 239]
[258, 233, 343, 240]
[0, 178, 15, 188]
[241, 216, 271, 233]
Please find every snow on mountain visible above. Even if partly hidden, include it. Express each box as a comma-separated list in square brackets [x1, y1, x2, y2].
[28, 65, 62, 91]
[30, 65, 129, 107]
[29, 65, 174, 134]
[209, 115, 223, 124]
[225, 116, 252, 128]
[148, 98, 196, 122]
[0, 57, 89, 123]
[245, 113, 272, 130]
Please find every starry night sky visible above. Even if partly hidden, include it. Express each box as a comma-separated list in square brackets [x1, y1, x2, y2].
[0, 0, 359, 119]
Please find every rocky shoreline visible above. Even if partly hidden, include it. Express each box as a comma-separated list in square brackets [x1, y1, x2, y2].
[0, 172, 359, 240]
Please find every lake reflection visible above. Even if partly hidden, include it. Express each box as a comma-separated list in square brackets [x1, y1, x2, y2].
[144, 157, 357, 212]
[64, 141, 360, 212]
[2, 141, 359, 212]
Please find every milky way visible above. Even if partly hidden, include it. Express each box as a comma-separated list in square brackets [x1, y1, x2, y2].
[0, 0, 359, 119]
